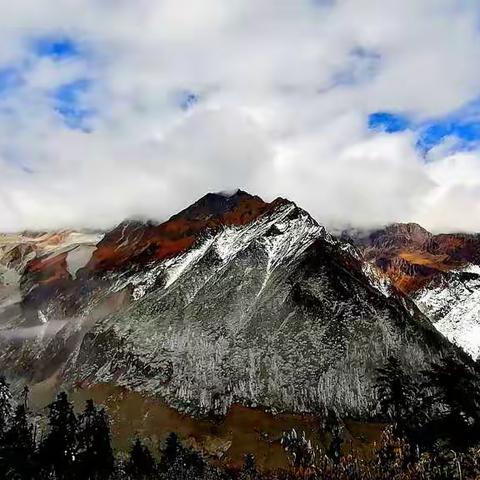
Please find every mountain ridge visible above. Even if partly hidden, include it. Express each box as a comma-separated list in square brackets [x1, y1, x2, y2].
[347, 223, 480, 358]
[0, 192, 476, 418]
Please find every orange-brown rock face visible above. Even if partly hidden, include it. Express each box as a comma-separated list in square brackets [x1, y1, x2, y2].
[1, 232, 103, 323]
[25, 253, 71, 286]
[352, 223, 480, 294]
[17, 191, 284, 323]
[86, 191, 280, 273]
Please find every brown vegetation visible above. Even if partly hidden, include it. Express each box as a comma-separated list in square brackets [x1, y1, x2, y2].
[70, 383, 384, 472]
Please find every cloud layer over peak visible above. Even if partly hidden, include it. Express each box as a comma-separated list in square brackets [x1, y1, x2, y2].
[1, 1, 480, 232]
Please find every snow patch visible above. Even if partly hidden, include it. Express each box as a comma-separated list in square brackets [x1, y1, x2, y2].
[415, 265, 480, 359]
[164, 236, 217, 288]
[362, 263, 392, 297]
[66, 245, 97, 278]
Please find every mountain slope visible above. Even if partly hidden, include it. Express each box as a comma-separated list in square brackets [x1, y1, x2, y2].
[54, 197, 462, 416]
[415, 265, 480, 359]
[0, 231, 103, 326]
[0, 194, 471, 419]
[348, 224, 480, 358]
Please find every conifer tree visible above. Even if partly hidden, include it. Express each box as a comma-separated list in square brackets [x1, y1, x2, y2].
[161, 432, 181, 469]
[159, 432, 205, 479]
[39, 391, 78, 480]
[77, 399, 115, 480]
[423, 355, 480, 446]
[0, 376, 14, 479]
[2, 404, 36, 480]
[126, 437, 156, 479]
[239, 453, 258, 480]
[0, 376, 13, 437]
[324, 409, 343, 464]
[376, 356, 419, 436]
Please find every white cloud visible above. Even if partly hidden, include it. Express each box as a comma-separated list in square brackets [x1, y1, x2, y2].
[0, 0, 480, 232]
[415, 152, 480, 232]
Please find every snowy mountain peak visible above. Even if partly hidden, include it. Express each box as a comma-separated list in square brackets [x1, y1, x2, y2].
[0, 194, 472, 420]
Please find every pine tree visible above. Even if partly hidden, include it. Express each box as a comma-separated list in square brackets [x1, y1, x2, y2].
[39, 391, 78, 480]
[159, 433, 205, 479]
[0, 376, 14, 479]
[376, 356, 419, 436]
[423, 355, 480, 446]
[324, 409, 343, 464]
[161, 432, 181, 469]
[126, 437, 156, 479]
[2, 404, 36, 480]
[77, 399, 115, 480]
[327, 426, 343, 465]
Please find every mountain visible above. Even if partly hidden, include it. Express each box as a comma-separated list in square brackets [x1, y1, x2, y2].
[0, 230, 103, 326]
[0, 192, 469, 425]
[348, 224, 480, 358]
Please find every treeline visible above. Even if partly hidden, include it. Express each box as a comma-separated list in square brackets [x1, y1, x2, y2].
[376, 354, 480, 450]
[1, 354, 480, 479]
[0, 379, 225, 480]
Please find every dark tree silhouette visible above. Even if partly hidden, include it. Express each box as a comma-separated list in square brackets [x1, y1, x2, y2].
[423, 355, 480, 447]
[39, 391, 78, 479]
[376, 356, 420, 436]
[1, 404, 36, 480]
[324, 409, 343, 464]
[0, 376, 14, 479]
[126, 437, 156, 479]
[77, 399, 115, 480]
[160, 432, 180, 469]
[160, 432, 205, 479]
[239, 453, 258, 480]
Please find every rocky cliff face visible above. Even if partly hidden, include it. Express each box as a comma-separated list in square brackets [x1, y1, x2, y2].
[0, 231, 103, 325]
[0, 193, 471, 418]
[415, 265, 480, 359]
[348, 224, 480, 359]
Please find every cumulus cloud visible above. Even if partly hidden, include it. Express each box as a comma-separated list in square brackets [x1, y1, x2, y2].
[0, 0, 480, 232]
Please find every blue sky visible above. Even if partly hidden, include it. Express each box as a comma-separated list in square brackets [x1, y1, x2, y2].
[0, 67, 24, 96]
[17, 33, 480, 158]
[0, 35, 200, 131]
[32, 36, 80, 60]
[6, 33, 477, 158]
[368, 97, 480, 157]
[52, 78, 94, 130]
[0, 35, 94, 131]
[36, 36, 94, 130]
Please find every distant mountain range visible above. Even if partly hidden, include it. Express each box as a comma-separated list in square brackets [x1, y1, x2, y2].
[344, 223, 480, 358]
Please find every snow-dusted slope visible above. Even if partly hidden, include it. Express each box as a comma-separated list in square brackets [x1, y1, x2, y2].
[60, 200, 455, 417]
[415, 265, 480, 359]
[0, 195, 468, 418]
[346, 224, 480, 360]
[112, 201, 325, 301]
